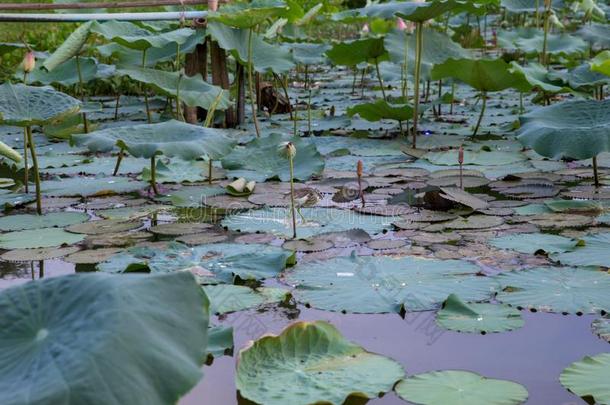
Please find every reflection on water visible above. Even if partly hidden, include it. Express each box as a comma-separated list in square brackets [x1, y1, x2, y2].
[0, 259, 605, 405]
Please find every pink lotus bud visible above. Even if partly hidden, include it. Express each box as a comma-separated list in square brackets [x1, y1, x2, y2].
[23, 51, 35, 73]
[396, 18, 408, 31]
[362, 23, 369, 34]
[357, 160, 363, 177]
[458, 146, 464, 164]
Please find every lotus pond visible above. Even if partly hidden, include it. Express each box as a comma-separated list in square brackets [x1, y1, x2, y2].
[0, 0, 609, 404]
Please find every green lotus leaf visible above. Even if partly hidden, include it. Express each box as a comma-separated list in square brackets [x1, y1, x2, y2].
[346, 0, 482, 21]
[551, 232, 610, 267]
[236, 321, 405, 405]
[43, 21, 94, 71]
[591, 50, 610, 77]
[347, 99, 414, 122]
[0, 272, 209, 405]
[384, 28, 470, 77]
[395, 370, 529, 405]
[501, 0, 562, 12]
[431, 58, 530, 92]
[160, 185, 226, 207]
[544, 199, 610, 212]
[577, 23, 610, 49]
[91, 20, 195, 51]
[98, 241, 294, 283]
[552, 63, 610, 89]
[285, 254, 498, 313]
[560, 353, 610, 405]
[592, 316, 609, 343]
[0, 211, 88, 231]
[73, 120, 236, 160]
[508, 62, 569, 93]
[326, 37, 388, 66]
[222, 207, 398, 238]
[141, 159, 218, 184]
[0, 190, 34, 210]
[41, 176, 148, 197]
[290, 42, 330, 65]
[495, 267, 610, 314]
[221, 133, 323, 182]
[517, 99, 610, 160]
[208, 0, 288, 29]
[207, 22, 295, 73]
[490, 233, 579, 254]
[115, 67, 230, 111]
[203, 284, 289, 314]
[0, 83, 81, 127]
[0, 227, 84, 249]
[27, 57, 113, 86]
[436, 294, 524, 334]
[512, 29, 587, 56]
[423, 149, 526, 166]
[207, 325, 233, 360]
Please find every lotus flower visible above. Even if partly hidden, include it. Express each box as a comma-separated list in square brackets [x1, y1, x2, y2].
[278, 141, 296, 159]
[396, 18, 408, 31]
[22, 51, 35, 74]
[362, 23, 370, 34]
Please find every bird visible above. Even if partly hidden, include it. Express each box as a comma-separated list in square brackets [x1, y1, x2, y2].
[285, 187, 323, 222]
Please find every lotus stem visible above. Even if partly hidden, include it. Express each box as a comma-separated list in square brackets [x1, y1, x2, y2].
[437, 80, 442, 116]
[593, 155, 600, 188]
[247, 27, 261, 137]
[472, 91, 487, 137]
[541, 0, 551, 66]
[26, 127, 42, 215]
[112, 148, 124, 176]
[75, 55, 89, 133]
[150, 155, 159, 195]
[535, 0, 540, 28]
[289, 155, 296, 239]
[403, 31, 408, 99]
[204, 89, 224, 128]
[306, 66, 312, 135]
[450, 81, 455, 114]
[374, 58, 387, 101]
[519, 92, 524, 114]
[114, 93, 120, 120]
[142, 49, 152, 123]
[412, 21, 423, 148]
[360, 66, 367, 97]
[176, 72, 184, 121]
[208, 159, 213, 185]
[23, 127, 29, 193]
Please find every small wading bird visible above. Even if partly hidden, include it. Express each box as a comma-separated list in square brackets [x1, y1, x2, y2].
[285, 187, 323, 222]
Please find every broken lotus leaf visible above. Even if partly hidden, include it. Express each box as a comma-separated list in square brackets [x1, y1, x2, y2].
[436, 294, 524, 334]
[0, 228, 84, 249]
[285, 255, 497, 313]
[495, 267, 610, 314]
[0, 272, 209, 405]
[560, 353, 610, 405]
[203, 284, 289, 314]
[395, 370, 529, 405]
[236, 321, 405, 405]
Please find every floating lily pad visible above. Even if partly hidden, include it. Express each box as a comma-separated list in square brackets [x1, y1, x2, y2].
[0, 246, 81, 262]
[0, 272, 209, 405]
[560, 353, 610, 405]
[66, 219, 142, 235]
[495, 267, 610, 314]
[0, 228, 84, 249]
[436, 294, 524, 334]
[236, 321, 405, 405]
[551, 233, 610, 267]
[41, 176, 148, 197]
[0, 211, 88, 231]
[490, 233, 579, 254]
[63, 247, 123, 264]
[395, 370, 529, 405]
[207, 325, 234, 361]
[203, 284, 289, 314]
[285, 255, 497, 313]
[149, 222, 213, 237]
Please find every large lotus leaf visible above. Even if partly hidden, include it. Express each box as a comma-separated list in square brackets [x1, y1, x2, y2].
[43, 21, 94, 71]
[207, 22, 295, 73]
[578, 23, 610, 49]
[285, 255, 498, 313]
[501, 0, 563, 12]
[436, 294, 524, 334]
[384, 28, 470, 77]
[98, 242, 294, 282]
[209, 0, 288, 28]
[0, 272, 209, 405]
[236, 321, 405, 405]
[41, 176, 147, 197]
[560, 353, 610, 405]
[28, 57, 112, 86]
[0, 227, 84, 249]
[423, 149, 526, 166]
[495, 267, 610, 314]
[115, 67, 229, 110]
[490, 233, 579, 254]
[290, 42, 330, 65]
[326, 37, 388, 66]
[551, 232, 610, 267]
[518, 32, 588, 57]
[0, 211, 88, 231]
[345, 0, 482, 21]
[221, 133, 323, 182]
[0, 83, 81, 127]
[203, 284, 289, 314]
[545, 199, 610, 213]
[73, 120, 236, 160]
[556, 63, 610, 89]
[517, 99, 610, 160]
[91, 21, 195, 51]
[395, 370, 529, 405]
[508, 62, 568, 93]
[347, 99, 414, 122]
[430, 58, 530, 92]
[222, 207, 398, 239]
[591, 51, 610, 77]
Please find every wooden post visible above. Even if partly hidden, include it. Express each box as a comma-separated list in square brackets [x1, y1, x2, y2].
[209, 0, 236, 127]
[184, 41, 208, 124]
[235, 63, 246, 125]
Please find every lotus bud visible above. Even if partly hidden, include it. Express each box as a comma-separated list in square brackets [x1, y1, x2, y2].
[278, 141, 296, 159]
[458, 146, 464, 165]
[396, 18, 408, 31]
[362, 23, 370, 34]
[23, 51, 35, 73]
[357, 160, 363, 177]
[548, 11, 563, 28]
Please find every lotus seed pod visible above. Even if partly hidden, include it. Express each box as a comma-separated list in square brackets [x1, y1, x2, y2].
[458, 146, 464, 164]
[278, 141, 296, 159]
[23, 51, 35, 73]
[357, 160, 363, 177]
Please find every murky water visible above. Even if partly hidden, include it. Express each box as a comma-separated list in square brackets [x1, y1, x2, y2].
[2, 259, 606, 405]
